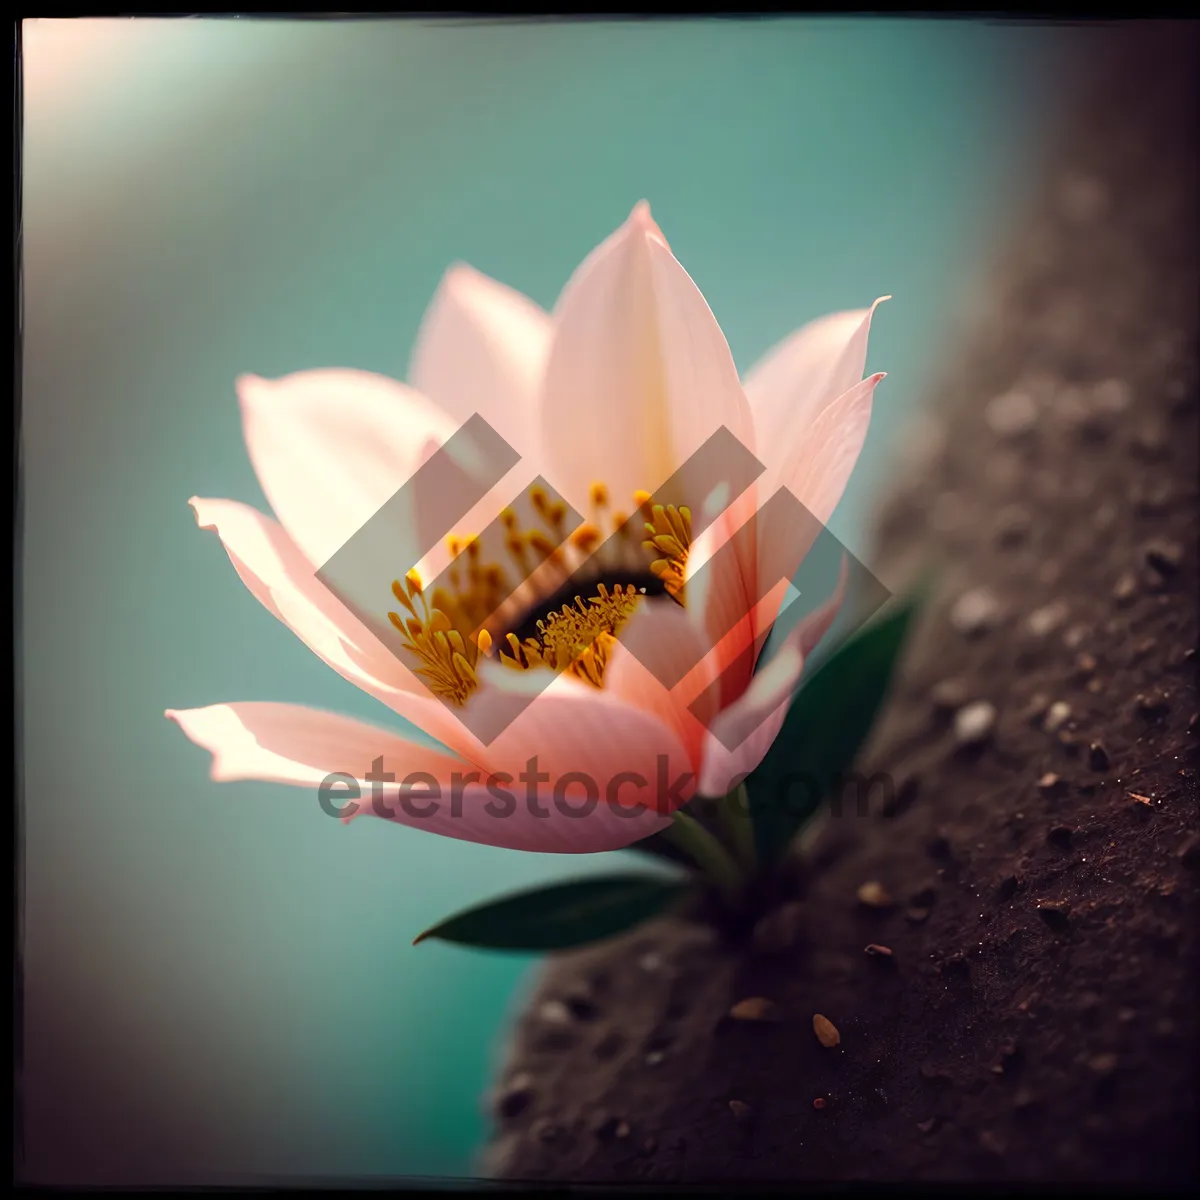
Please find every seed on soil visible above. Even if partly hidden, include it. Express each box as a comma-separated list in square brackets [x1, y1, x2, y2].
[955, 701, 997, 746]
[1089, 741, 1111, 771]
[1043, 701, 1072, 733]
[864, 943, 894, 958]
[950, 588, 1003, 637]
[729, 996, 782, 1022]
[644, 1050, 666, 1067]
[856, 880, 894, 909]
[813, 1014, 841, 1048]
[1037, 772, 1065, 794]
[812, 1096, 827, 1110]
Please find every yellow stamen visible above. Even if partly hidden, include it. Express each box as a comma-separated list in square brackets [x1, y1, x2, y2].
[386, 481, 692, 705]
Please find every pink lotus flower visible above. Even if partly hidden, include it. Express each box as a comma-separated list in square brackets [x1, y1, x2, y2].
[167, 202, 886, 853]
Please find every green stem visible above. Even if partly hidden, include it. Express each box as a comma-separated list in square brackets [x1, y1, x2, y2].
[663, 809, 745, 904]
[715, 782, 756, 873]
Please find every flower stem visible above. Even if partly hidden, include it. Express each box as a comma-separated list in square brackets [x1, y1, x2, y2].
[714, 782, 756, 874]
[663, 809, 745, 904]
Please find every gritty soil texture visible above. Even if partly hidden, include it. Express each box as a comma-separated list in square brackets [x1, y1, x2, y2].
[483, 28, 1199, 1187]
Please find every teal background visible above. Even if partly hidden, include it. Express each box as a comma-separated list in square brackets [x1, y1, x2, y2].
[21, 17, 1070, 1183]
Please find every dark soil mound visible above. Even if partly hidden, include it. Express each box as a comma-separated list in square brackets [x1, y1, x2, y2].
[484, 25, 1198, 1186]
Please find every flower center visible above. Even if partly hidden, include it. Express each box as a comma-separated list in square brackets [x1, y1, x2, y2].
[387, 482, 694, 706]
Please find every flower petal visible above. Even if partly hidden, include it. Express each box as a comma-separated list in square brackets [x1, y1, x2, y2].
[409, 263, 552, 461]
[743, 296, 888, 465]
[237, 369, 462, 569]
[752, 372, 883, 642]
[470, 661, 698, 819]
[166, 702, 669, 852]
[697, 563, 847, 797]
[539, 201, 755, 515]
[188, 496, 493, 763]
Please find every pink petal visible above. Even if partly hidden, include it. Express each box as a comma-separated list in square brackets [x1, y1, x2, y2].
[602, 600, 720, 769]
[237, 369, 462, 569]
[188, 496, 492, 763]
[752, 372, 883, 642]
[471, 662, 698, 819]
[409, 264, 553, 461]
[743, 296, 888, 464]
[166, 702, 669, 852]
[539, 201, 755, 515]
[697, 562, 847, 797]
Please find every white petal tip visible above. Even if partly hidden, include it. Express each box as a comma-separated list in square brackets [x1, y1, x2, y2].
[628, 199, 669, 249]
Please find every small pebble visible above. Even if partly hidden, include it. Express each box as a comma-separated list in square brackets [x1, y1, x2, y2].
[1028, 600, 1069, 637]
[1112, 572, 1139, 605]
[729, 996, 782, 1022]
[1037, 772, 1065, 794]
[812, 1014, 841, 1048]
[930, 678, 969, 712]
[812, 1097, 827, 1110]
[955, 701, 997, 746]
[1043, 701, 1072, 733]
[856, 880, 894, 909]
[950, 588, 1003, 637]
[985, 389, 1038, 437]
[538, 1000, 572, 1025]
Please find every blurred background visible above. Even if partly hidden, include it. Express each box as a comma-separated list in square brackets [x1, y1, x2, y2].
[20, 16, 1080, 1183]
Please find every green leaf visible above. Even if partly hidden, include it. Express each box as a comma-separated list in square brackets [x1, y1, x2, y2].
[412, 873, 692, 952]
[746, 588, 922, 866]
